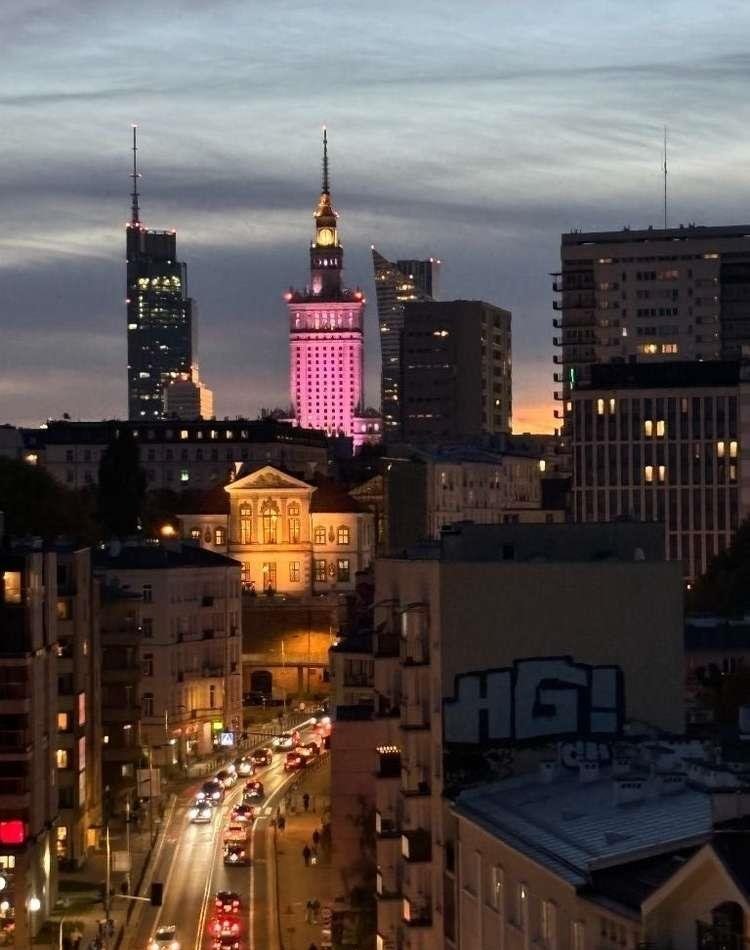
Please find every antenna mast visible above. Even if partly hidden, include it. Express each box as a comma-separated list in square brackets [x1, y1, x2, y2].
[130, 124, 141, 225]
[663, 126, 668, 230]
[322, 126, 329, 195]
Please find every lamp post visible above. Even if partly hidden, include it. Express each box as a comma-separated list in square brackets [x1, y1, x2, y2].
[27, 895, 41, 950]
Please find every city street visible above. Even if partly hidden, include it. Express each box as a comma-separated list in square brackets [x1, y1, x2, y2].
[123, 731, 314, 950]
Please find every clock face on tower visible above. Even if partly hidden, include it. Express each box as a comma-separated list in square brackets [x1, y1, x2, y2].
[317, 227, 335, 247]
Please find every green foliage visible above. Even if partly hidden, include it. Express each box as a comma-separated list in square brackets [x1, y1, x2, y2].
[0, 458, 97, 542]
[97, 430, 146, 538]
[689, 518, 750, 616]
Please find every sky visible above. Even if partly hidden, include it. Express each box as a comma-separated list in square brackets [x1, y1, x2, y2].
[2, 0, 750, 433]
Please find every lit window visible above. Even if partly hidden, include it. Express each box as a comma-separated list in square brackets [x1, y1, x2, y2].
[214, 527, 226, 546]
[190, 527, 201, 541]
[56, 749, 69, 769]
[262, 562, 277, 592]
[314, 526, 326, 545]
[596, 398, 605, 416]
[609, 398, 616, 413]
[644, 420, 653, 437]
[538, 459, 546, 473]
[2, 572, 21, 605]
[337, 558, 350, 582]
[658, 465, 666, 482]
[717, 441, 726, 459]
[261, 501, 279, 544]
[180, 470, 189, 483]
[661, 343, 678, 354]
[644, 465, 654, 483]
[240, 503, 252, 544]
[57, 712, 70, 731]
[730, 441, 738, 458]
[656, 420, 665, 437]
[180, 430, 189, 440]
[77, 692, 86, 726]
[337, 526, 350, 545]
[314, 559, 327, 582]
[490, 866, 504, 911]
[288, 503, 301, 544]
[289, 561, 301, 583]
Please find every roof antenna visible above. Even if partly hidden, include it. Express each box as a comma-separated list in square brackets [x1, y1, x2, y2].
[663, 126, 668, 230]
[130, 124, 141, 225]
[322, 125, 329, 195]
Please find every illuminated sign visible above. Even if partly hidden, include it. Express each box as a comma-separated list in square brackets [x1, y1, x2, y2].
[0, 822, 25, 845]
[219, 732, 235, 747]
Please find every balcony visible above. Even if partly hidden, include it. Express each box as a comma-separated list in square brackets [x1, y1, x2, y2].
[375, 633, 400, 658]
[401, 829, 432, 863]
[377, 751, 402, 779]
[376, 812, 401, 838]
[402, 897, 432, 927]
[376, 868, 402, 900]
[696, 922, 749, 950]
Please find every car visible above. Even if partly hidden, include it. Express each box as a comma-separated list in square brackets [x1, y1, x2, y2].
[243, 780, 264, 801]
[273, 730, 299, 750]
[236, 756, 254, 777]
[250, 747, 272, 767]
[189, 800, 214, 824]
[215, 769, 237, 789]
[231, 803, 256, 823]
[215, 892, 241, 915]
[200, 780, 224, 803]
[294, 742, 319, 761]
[211, 936, 239, 950]
[149, 925, 180, 950]
[209, 918, 240, 938]
[284, 751, 305, 773]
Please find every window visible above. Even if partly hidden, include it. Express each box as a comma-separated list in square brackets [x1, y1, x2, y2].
[142, 617, 153, 639]
[56, 749, 70, 769]
[282, 501, 300, 545]
[644, 420, 653, 437]
[572, 921, 586, 950]
[240, 503, 252, 544]
[596, 398, 605, 416]
[142, 693, 154, 717]
[57, 712, 71, 731]
[490, 866, 504, 912]
[730, 440, 738, 458]
[241, 563, 251, 589]
[180, 469, 189, 483]
[261, 501, 279, 544]
[337, 526, 350, 545]
[143, 654, 153, 677]
[541, 900, 557, 949]
[214, 527, 226, 546]
[142, 584, 152, 603]
[644, 465, 654, 483]
[77, 692, 86, 726]
[656, 419, 666, 437]
[289, 562, 301, 583]
[314, 525, 326, 544]
[262, 562, 277, 591]
[337, 558, 350, 582]
[2, 572, 21, 605]
[190, 527, 201, 541]
[717, 441, 726, 458]
[314, 559, 327, 582]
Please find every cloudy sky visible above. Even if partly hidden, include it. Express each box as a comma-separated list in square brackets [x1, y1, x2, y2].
[2, 0, 750, 432]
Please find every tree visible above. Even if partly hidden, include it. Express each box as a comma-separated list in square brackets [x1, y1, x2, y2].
[689, 518, 750, 616]
[97, 429, 146, 538]
[0, 458, 97, 542]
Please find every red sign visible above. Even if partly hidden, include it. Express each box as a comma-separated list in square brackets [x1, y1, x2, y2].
[0, 821, 25, 845]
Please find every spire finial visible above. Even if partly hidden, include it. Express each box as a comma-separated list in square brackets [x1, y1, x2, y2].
[130, 124, 141, 225]
[322, 125, 329, 195]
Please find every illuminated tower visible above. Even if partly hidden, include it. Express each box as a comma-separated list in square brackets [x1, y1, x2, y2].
[288, 130, 374, 445]
[126, 126, 196, 420]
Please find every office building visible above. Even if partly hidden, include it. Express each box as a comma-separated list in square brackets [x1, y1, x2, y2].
[94, 540, 243, 763]
[287, 131, 381, 448]
[570, 360, 750, 579]
[372, 249, 440, 437]
[126, 128, 209, 420]
[164, 369, 214, 420]
[451, 744, 750, 949]
[553, 223, 750, 415]
[20, 418, 329, 491]
[400, 300, 511, 443]
[0, 547, 59, 944]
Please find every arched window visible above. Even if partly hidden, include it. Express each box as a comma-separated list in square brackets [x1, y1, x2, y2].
[337, 526, 350, 545]
[239, 503, 252, 545]
[288, 502, 301, 544]
[314, 525, 326, 545]
[261, 500, 279, 544]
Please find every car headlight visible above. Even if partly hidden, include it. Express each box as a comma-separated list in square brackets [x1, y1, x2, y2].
[170, 942, 180, 950]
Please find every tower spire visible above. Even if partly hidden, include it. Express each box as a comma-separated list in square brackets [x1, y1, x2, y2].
[322, 125, 329, 195]
[130, 124, 141, 225]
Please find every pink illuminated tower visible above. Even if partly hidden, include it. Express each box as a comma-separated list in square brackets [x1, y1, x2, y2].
[287, 131, 380, 449]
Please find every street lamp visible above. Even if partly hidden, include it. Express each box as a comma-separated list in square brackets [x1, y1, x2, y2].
[28, 896, 41, 950]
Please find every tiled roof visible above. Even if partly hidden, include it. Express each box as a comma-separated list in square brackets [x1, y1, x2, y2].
[93, 542, 240, 571]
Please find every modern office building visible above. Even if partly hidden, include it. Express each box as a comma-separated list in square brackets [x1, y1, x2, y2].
[126, 128, 205, 420]
[552, 223, 750, 417]
[164, 369, 215, 420]
[20, 418, 329, 490]
[287, 131, 381, 448]
[400, 300, 512, 443]
[570, 360, 750, 579]
[372, 249, 440, 437]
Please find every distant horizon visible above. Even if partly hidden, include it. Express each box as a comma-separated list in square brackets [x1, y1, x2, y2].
[3, 1, 749, 434]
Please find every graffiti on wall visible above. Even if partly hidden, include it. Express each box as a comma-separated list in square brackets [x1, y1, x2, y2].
[443, 655, 624, 745]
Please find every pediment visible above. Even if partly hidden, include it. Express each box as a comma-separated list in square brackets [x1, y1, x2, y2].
[225, 464, 313, 494]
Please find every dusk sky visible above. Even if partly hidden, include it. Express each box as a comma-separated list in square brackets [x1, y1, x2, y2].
[2, 0, 750, 432]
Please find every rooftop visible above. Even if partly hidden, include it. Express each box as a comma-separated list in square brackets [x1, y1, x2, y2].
[93, 540, 241, 572]
[561, 223, 750, 247]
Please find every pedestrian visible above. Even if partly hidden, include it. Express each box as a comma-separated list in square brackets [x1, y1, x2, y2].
[312, 829, 320, 847]
[305, 900, 313, 924]
[278, 814, 286, 832]
[107, 919, 115, 938]
[302, 844, 311, 866]
[303, 792, 310, 812]
[311, 846, 318, 865]
[311, 898, 320, 923]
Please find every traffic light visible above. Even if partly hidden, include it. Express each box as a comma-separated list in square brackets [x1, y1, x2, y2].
[150, 882, 163, 907]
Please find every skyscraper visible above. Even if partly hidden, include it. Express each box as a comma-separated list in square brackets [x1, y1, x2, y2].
[372, 250, 440, 437]
[126, 127, 197, 420]
[288, 131, 380, 448]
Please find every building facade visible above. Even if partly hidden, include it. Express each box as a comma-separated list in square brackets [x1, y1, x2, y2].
[372, 249, 440, 438]
[288, 131, 379, 448]
[401, 300, 512, 443]
[570, 361, 750, 579]
[94, 541, 243, 762]
[20, 418, 329, 491]
[164, 370, 215, 421]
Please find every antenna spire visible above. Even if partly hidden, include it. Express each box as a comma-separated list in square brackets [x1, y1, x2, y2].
[130, 124, 141, 225]
[322, 126, 330, 195]
[664, 125, 668, 231]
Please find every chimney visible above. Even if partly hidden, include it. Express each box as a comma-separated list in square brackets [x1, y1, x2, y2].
[579, 761, 600, 784]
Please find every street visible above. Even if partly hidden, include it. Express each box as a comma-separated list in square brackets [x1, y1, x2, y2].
[123, 730, 314, 950]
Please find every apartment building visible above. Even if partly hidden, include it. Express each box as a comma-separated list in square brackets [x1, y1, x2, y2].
[94, 541, 242, 763]
[570, 360, 750, 579]
[19, 418, 329, 490]
[54, 547, 102, 869]
[0, 546, 58, 945]
[451, 744, 750, 950]
[329, 522, 684, 950]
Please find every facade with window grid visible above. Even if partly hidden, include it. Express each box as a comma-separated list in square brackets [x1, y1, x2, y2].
[571, 361, 750, 580]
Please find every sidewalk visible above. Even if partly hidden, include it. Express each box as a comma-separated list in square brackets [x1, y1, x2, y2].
[275, 758, 341, 950]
